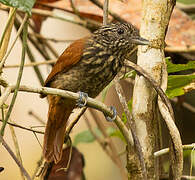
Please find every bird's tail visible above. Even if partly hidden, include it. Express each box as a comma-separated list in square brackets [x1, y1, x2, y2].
[43, 95, 74, 163]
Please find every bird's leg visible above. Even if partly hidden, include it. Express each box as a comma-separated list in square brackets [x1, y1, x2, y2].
[76, 91, 88, 108]
[104, 106, 117, 122]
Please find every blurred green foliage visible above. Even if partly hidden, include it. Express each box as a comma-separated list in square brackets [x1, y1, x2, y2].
[0, 0, 35, 13]
[177, 0, 195, 4]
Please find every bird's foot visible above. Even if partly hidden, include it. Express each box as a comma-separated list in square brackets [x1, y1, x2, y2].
[76, 91, 88, 108]
[104, 106, 117, 122]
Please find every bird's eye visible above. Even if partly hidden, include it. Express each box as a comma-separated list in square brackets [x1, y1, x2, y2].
[117, 28, 124, 35]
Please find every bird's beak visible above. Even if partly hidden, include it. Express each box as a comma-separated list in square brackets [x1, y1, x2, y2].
[131, 36, 149, 45]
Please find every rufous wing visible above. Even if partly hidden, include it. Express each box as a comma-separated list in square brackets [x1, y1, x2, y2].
[44, 37, 88, 88]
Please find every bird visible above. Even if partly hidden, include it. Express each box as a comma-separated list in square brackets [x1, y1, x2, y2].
[41, 23, 149, 163]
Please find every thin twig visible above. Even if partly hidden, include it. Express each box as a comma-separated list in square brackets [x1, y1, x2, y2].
[154, 143, 195, 157]
[29, 32, 75, 43]
[31, 156, 44, 180]
[4, 59, 56, 68]
[16, 14, 50, 60]
[0, 119, 44, 134]
[0, 7, 16, 55]
[0, 135, 32, 180]
[43, 40, 59, 58]
[28, 111, 45, 125]
[14, 16, 45, 86]
[26, 46, 45, 86]
[70, 0, 82, 18]
[89, 0, 127, 23]
[27, 33, 50, 60]
[33, 1, 101, 31]
[1, 16, 29, 136]
[114, 76, 147, 180]
[103, 0, 109, 25]
[9, 120, 25, 180]
[0, 14, 28, 71]
[0, 5, 85, 27]
[66, 107, 87, 135]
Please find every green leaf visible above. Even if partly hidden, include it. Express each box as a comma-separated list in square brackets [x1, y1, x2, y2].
[106, 127, 126, 143]
[123, 70, 136, 79]
[166, 58, 195, 73]
[73, 128, 104, 146]
[73, 130, 96, 146]
[166, 75, 195, 98]
[0, 0, 35, 13]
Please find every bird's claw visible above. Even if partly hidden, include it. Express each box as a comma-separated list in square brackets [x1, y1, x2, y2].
[76, 91, 88, 108]
[104, 106, 117, 122]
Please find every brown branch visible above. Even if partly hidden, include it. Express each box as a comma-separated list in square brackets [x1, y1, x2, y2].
[66, 107, 87, 135]
[0, 77, 132, 150]
[114, 76, 147, 179]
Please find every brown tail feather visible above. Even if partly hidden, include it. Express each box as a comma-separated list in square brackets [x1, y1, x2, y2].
[43, 95, 74, 163]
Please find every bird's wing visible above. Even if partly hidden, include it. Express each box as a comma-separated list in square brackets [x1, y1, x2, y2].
[44, 37, 88, 87]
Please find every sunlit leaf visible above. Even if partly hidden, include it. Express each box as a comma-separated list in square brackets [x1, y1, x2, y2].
[166, 58, 195, 73]
[166, 75, 195, 98]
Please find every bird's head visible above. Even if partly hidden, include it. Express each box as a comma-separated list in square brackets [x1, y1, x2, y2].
[92, 23, 149, 55]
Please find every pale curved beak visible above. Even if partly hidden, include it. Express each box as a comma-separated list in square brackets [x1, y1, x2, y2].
[131, 36, 149, 45]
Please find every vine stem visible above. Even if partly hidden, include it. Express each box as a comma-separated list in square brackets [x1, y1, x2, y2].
[0, 14, 29, 136]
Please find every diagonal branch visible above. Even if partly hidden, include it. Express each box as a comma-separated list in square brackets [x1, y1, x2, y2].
[0, 135, 32, 180]
[114, 76, 147, 179]
[0, 77, 132, 148]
